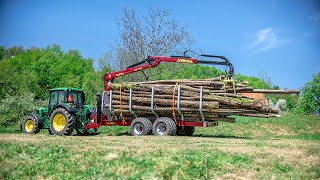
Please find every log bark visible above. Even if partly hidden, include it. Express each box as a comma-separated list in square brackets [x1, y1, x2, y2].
[107, 76, 283, 119]
[110, 94, 219, 109]
[205, 117, 235, 123]
[111, 90, 263, 111]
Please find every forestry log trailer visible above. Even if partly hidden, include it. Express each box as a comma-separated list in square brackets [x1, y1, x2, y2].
[95, 54, 235, 136]
[21, 54, 235, 136]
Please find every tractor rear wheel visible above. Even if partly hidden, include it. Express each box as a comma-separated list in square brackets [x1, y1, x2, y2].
[152, 117, 177, 136]
[176, 126, 195, 136]
[21, 115, 40, 134]
[130, 117, 152, 136]
[50, 108, 76, 135]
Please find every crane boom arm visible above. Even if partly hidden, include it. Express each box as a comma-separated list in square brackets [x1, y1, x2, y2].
[104, 54, 234, 91]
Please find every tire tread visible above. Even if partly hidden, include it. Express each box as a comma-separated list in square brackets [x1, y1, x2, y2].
[152, 117, 177, 136]
[50, 107, 76, 135]
[130, 117, 152, 136]
[21, 115, 40, 134]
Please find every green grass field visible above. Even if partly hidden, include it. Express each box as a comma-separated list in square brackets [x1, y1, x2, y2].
[0, 114, 319, 179]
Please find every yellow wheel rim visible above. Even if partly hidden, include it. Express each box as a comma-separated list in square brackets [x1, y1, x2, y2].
[25, 119, 34, 132]
[53, 113, 66, 131]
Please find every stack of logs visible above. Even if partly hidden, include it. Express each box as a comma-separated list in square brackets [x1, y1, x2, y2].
[107, 75, 281, 123]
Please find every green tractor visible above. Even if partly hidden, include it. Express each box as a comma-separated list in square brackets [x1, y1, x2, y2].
[21, 88, 94, 135]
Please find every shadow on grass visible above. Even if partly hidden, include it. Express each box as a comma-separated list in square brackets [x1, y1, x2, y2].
[73, 133, 100, 137]
[99, 132, 131, 136]
[193, 134, 252, 139]
[112, 132, 131, 136]
[96, 132, 252, 138]
[74, 131, 131, 136]
[0, 127, 252, 139]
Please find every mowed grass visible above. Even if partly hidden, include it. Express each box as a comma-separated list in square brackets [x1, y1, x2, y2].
[0, 114, 319, 179]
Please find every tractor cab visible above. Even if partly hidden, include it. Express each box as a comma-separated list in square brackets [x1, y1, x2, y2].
[49, 88, 85, 108]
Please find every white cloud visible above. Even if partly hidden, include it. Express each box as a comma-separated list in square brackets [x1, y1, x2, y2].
[250, 28, 286, 52]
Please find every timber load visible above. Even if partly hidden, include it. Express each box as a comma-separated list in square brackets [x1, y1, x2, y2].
[106, 75, 294, 123]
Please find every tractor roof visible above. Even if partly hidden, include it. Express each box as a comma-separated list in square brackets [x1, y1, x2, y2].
[49, 87, 83, 92]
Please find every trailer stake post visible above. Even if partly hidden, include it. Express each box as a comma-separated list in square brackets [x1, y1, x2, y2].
[129, 89, 138, 118]
[199, 86, 206, 127]
[177, 85, 184, 121]
[108, 90, 117, 120]
[151, 87, 159, 119]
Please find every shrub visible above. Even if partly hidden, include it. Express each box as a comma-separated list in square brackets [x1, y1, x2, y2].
[0, 92, 35, 126]
[266, 94, 299, 111]
[295, 73, 320, 114]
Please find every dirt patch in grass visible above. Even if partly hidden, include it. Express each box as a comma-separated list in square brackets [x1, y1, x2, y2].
[260, 125, 295, 136]
[216, 139, 320, 167]
[0, 133, 42, 142]
[216, 170, 256, 180]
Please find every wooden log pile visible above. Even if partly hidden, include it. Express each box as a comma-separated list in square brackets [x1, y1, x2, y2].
[107, 75, 282, 123]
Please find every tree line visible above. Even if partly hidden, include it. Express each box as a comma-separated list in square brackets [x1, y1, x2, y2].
[0, 44, 318, 126]
[0, 44, 276, 101]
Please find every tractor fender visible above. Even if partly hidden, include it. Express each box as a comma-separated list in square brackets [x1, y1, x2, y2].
[49, 104, 78, 115]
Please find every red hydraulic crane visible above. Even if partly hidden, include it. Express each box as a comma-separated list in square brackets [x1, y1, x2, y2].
[104, 53, 235, 91]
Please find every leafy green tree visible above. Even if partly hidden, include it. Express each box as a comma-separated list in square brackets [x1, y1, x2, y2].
[4, 46, 25, 59]
[0, 45, 97, 102]
[0, 92, 35, 126]
[266, 94, 299, 111]
[0, 46, 5, 60]
[236, 73, 270, 89]
[296, 73, 320, 114]
[0, 45, 106, 125]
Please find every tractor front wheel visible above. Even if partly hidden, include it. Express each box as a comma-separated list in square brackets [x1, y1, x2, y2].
[21, 115, 40, 134]
[50, 108, 76, 135]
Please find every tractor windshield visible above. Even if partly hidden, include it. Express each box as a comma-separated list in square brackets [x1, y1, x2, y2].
[68, 91, 85, 105]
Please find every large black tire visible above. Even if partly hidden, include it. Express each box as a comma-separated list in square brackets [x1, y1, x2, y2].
[130, 117, 152, 136]
[49, 108, 76, 135]
[152, 117, 177, 136]
[21, 115, 40, 134]
[176, 126, 195, 136]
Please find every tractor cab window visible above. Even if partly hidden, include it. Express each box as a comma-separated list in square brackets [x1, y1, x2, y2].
[49, 91, 58, 106]
[49, 90, 65, 106]
[68, 91, 85, 105]
[58, 91, 65, 104]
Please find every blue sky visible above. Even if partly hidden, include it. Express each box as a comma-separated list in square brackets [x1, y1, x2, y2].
[1, 0, 319, 89]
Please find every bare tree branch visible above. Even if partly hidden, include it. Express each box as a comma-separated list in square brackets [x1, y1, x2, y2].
[114, 8, 194, 81]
